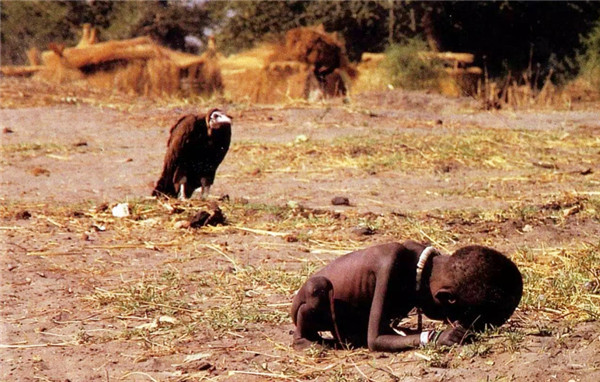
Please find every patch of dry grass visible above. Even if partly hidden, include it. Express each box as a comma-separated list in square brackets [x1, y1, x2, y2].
[0, 142, 78, 159]
[83, 257, 313, 353]
[515, 242, 600, 320]
[229, 127, 599, 177]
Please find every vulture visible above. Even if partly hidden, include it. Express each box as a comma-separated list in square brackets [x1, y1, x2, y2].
[152, 108, 232, 199]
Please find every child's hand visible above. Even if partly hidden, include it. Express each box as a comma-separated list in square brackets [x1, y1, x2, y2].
[436, 325, 468, 346]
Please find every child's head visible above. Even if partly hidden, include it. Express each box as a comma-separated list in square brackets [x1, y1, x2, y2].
[432, 246, 523, 331]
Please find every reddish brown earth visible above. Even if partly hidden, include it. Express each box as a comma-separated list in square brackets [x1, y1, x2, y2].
[1, 78, 599, 381]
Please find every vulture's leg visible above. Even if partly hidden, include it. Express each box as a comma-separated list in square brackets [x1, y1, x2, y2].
[200, 177, 212, 200]
[178, 184, 187, 200]
[200, 185, 211, 200]
[174, 173, 187, 200]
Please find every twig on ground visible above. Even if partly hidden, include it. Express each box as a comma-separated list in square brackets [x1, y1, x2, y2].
[228, 370, 291, 379]
[119, 371, 158, 382]
[233, 226, 290, 237]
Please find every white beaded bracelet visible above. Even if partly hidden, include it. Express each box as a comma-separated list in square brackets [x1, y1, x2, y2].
[420, 331, 431, 346]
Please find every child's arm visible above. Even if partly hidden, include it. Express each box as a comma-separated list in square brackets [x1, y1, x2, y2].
[366, 260, 468, 351]
[366, 265, 420, 351]
[368, 320, 468, 351]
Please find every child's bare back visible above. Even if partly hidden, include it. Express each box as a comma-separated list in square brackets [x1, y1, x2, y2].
[291, 240, 523, 352]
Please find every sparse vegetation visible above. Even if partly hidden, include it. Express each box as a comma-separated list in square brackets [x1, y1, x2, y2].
[1, 77, 599, 380]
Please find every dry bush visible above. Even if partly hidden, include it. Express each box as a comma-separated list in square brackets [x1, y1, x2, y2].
[219, 26, 354, 103]
[276, 25, 345, 75]
[481, 69, 568, 110]
[353, 52, 388, 93]
[219, 44, 278, 102]
[278, 25, 356, 99]
[562, 78, 600, 104]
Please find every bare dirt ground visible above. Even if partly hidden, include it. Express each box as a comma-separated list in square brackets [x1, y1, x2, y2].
[1, 78, 599, 381]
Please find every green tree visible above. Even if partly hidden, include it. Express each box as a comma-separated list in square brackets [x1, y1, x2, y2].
[206, 0, 306, 55]
[429, 1, 600, 79]
[0, 0, 211, 65]
[1, 1, 71, 64]
[303, 1, 389, 61]
[209, 1, 413, 60]
[129, 0, 212, 51]
[1, 0, 122, 64]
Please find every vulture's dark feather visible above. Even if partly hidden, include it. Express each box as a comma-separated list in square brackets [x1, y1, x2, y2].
[152, 109, 231, 199]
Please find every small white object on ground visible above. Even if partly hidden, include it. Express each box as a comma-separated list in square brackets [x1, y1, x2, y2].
[111, 203, 130, 218]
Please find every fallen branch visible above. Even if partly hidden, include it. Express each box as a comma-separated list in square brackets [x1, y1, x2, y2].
[200, 244, 240, 271]
[27, 251, 83, 256]
[228, 370, 291, 379]
[87, 242, 176, 250]
[0, 65, 44, 76]
[232, 226, 290, 237]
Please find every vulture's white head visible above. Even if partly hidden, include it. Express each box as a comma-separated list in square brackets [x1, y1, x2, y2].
[207, 109, 232, 136]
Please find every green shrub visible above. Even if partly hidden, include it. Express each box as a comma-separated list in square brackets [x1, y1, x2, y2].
[577, 19, 600, 90]
[382, 39, 446, 91]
